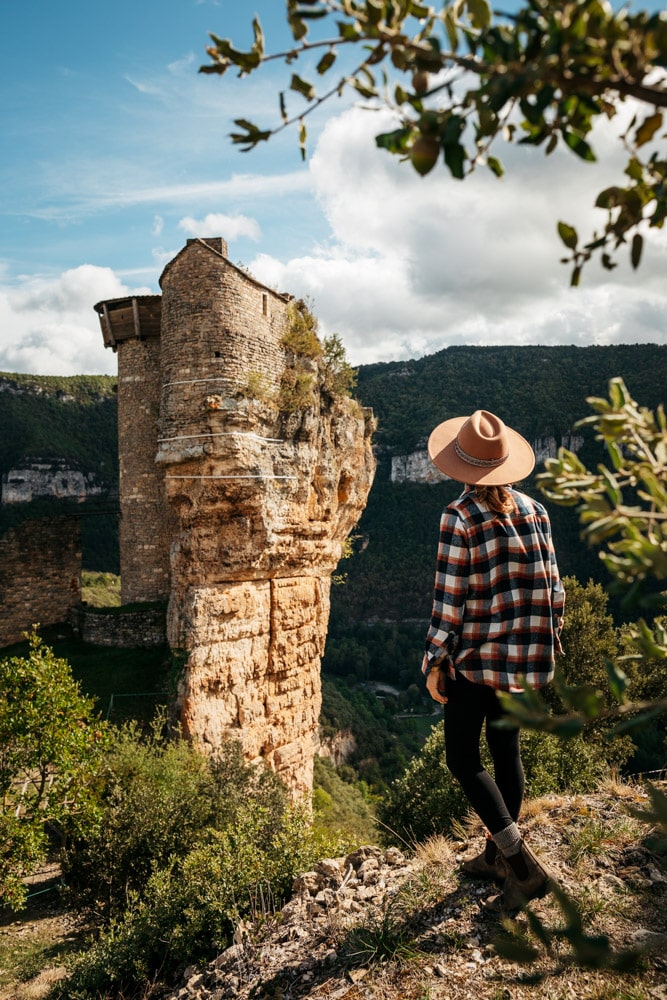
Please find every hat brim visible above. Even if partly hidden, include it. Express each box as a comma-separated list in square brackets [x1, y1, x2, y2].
[428, 416, 535, 485]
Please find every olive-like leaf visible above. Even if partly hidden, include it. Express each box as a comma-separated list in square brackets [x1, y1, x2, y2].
[558, 221, 578, 249]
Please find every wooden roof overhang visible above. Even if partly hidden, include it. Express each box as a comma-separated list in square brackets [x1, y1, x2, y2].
[94, 295, 162, 349]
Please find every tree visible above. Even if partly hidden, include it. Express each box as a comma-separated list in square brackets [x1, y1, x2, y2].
[201, 0, 667, 282]
[0, 632, 107, 909]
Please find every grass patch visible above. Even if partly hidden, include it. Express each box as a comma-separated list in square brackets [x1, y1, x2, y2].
[343, 901, 422, 967]
[80, 571, 121, 607]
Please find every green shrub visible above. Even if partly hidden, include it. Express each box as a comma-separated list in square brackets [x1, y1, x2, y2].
[320, 333, 358, 399]
[520, 728, 610, 797]
[379, 720, 612, 847]
[55, 738, 344, 1000]
[61, 724, 286, 919]
[0, 634, 107, 909]
[312, 755, 378, 846]
[378, 724, 469, 846]
[282, 299, 322, 359]
[276, 369, 316, 412]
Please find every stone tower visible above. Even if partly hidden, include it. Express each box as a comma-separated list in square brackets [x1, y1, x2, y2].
[97, 238, 375, 794]
[94, 293, 174, 603]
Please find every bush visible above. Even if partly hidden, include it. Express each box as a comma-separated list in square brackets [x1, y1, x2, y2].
[62, 722, 286, 919]
[282, 299, 322, 359]
[0, 633, 107, 909]
[379, 720, 612, 847]
[378, 724, 469, 846]
[56, 727, 344, 999]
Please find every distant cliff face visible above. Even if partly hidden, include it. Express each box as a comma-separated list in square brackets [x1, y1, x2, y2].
[1, 460, 105, 503]
[390, 434, 585, 483]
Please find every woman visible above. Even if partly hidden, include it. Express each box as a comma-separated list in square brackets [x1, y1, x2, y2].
[422, 409, 565, 913]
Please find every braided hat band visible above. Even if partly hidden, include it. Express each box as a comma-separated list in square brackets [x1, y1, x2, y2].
[428, 410, 535, 485]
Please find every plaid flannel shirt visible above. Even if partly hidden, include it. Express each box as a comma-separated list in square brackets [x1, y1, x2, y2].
[422, 488, 565, 690]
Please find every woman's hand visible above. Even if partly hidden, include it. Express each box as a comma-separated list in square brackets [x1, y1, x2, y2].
[426, 667, 448, 705]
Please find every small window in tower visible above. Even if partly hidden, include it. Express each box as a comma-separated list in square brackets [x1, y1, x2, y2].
[214, 350, 222, 359]
[262, 293, 268, 316]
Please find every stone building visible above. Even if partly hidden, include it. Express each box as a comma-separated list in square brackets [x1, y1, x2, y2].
[0, 516, 81, 647]
[95, 238, 375, 795]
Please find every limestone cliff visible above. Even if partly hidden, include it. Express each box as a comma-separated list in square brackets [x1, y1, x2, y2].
[161, 391, 375, 797]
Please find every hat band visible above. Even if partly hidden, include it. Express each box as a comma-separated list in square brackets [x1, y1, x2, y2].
[454, 438, 508, 468]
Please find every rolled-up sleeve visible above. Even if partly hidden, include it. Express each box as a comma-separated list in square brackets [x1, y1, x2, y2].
[422, 509, 469, 676]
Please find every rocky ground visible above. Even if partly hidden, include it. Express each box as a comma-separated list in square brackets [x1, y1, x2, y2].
[167, 780, 667, 1000]
[2, 780, 666, 1000]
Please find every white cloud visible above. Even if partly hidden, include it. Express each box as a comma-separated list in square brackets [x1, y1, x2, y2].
[249, 105, 667, 365]
[152, 215, 164, 236]
[178, 212, 261, 241]
[0, 266, 149, 375]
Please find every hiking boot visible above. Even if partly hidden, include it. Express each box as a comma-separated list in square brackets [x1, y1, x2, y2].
[461, 849, 506, 883]
[481, 842, 554, 914]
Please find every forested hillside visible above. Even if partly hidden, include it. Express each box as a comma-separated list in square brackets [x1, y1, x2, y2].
[0, 372, 119, 570]
[356, 343, 665, 453]
[332, 343, 666, 625]
[1, 344, 664, 600]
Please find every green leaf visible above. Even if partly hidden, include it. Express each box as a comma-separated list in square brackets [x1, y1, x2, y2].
[547, 715, 586, 739]
[444, 9, 459, 50]
[288, 12, 308, 40]
[625, 157, 643, 181]
[487, 156, 504, 178]
[409, 2, 432, 16]
[557, 222, 578, 250]
[316, 50, 337, 75]
[635, 111, 663, 148]
[563, 132, 596, 162]
[444, 141, 466, 179]
[604, 658, 628, 703]
[466, 0, 492, 29]
[375, 127, 412, 152]
[290, 73, 316, 100]
[338, 19, 362, 40]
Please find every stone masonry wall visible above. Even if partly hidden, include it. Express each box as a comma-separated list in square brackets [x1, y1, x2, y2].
[0, 517, 81, 648]
[157, 238, 290, 448]
[69, 604, 167, 647]
[117, 336, 176, 604]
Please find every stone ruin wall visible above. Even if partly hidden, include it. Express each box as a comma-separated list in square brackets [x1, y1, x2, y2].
[0, 517, 81, 647]
[116, 335, 176, 604]
[100, 237, 376, 796]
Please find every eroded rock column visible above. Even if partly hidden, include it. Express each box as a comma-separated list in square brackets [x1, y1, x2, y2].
[157, 238, 375, 795]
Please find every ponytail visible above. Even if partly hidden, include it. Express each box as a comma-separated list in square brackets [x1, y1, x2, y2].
[469, 484, 516, 515]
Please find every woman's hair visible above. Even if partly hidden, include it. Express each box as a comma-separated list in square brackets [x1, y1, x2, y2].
[469, 484, 517, 515]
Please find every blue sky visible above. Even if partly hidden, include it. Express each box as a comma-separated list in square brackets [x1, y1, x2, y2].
[1, 1, 666, 375]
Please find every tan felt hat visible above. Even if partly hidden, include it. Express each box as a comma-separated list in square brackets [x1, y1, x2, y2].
[427, 409, 535, 485]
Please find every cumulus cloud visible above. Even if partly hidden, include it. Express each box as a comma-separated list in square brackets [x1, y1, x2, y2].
[178, 212, 261, 241]
[249, 105, 667, 365]
[0, 266, 149, 375]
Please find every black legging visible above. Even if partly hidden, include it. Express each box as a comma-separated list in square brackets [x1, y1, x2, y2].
[443, 671, 524, 835]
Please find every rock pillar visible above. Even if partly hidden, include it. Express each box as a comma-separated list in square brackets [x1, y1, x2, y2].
[157, 239, 375, 795]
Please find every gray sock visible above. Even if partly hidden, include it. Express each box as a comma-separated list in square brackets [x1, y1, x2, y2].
[492, 822, 522, 857]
